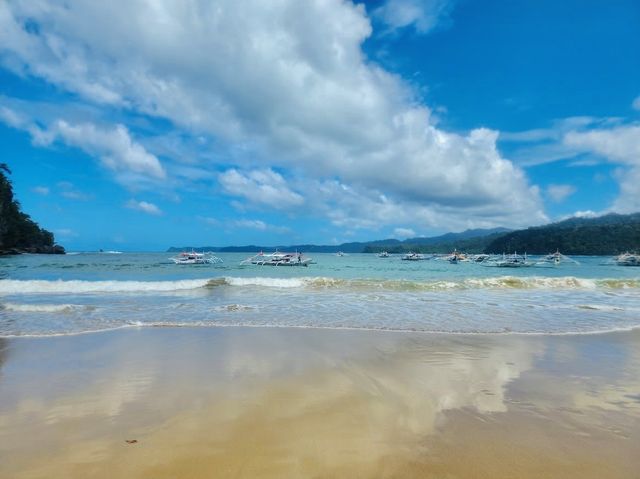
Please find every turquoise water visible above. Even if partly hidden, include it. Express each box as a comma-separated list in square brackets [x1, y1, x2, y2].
[1, 252, 639, 336]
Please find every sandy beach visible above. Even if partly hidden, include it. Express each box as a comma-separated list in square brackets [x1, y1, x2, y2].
[1, 327, 639, 478]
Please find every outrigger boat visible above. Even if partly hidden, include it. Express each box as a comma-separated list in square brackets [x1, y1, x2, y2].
[446, 249, 468, 264]
[241, 251, 313, 267]
[377, 251, 390, 258]
[485, 252, 533, 268]
[470, 254, 492, 263]
[170, 251, 223, 265]
[616, 253, 640, 266]
[537, 250, 579, 266]
[401, 252, 428, 261]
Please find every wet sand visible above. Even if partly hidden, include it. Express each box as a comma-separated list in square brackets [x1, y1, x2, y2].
[1, 327, 639, 478]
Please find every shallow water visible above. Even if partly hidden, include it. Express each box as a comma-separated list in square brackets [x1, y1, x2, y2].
[1, 252, 639, 336]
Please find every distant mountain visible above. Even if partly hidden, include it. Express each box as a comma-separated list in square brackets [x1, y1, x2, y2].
[168, 215, 640, 256]
[401, 227, 511, 246]
[484, 213, 640, 255]
[168, 227, 511, 254]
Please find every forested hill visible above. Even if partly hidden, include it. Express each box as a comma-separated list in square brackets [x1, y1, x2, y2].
[484, 213, 640, 255]
[0, 164, 64, 255]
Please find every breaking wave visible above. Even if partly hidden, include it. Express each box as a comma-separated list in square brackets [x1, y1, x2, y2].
[0, 276, 638, 295]
[1, 302, 93, 313]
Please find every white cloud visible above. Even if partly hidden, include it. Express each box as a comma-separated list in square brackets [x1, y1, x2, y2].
[31, 186, 49, 195]
[373, 0, 454, 34]
[0, 104, 165, 184]
[572, 210, 598, 218]
[198, 216, 219, 226]
[0, 0, 544, 229]
[219, 169, 304, 210]
[233, 219, 290, 234]
[125, 199, 162, 216]
[61, 190, 91, 201]
[564, 126, 640, 165]
[562, 124, 640, 213]
[393, 227, 415, 239]
[43, 120, 166, 180]
[235, 219, 267, 230]
[57, 181, 92, 201]
[546, 184, 576, 203]
[294, 176, 545, 232]
[633, 95, 640, 111]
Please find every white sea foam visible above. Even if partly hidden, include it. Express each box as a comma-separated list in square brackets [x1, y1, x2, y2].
[225, 277, 307, 288]
[1, 302, 89, 313]
[0, 278, 212, 294]
[0, 275, 637, 296]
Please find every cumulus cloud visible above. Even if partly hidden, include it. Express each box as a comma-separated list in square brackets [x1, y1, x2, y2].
[0, 0, 544, 230]
[125, 199, 162, 216]
[546, 184, 576, 203]
[373, 0, 455, 34]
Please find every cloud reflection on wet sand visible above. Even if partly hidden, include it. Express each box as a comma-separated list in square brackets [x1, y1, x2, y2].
[0, 328, 639, 478]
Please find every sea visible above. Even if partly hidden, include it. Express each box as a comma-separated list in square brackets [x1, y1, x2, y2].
[0, 252, 639, 337]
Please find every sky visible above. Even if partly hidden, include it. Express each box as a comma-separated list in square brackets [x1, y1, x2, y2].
[0, 0, 639, 251]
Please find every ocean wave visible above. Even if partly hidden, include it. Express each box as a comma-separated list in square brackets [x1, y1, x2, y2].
[0, 275, 638, 295]
[224, 277, 306, 288]
[1, 302, 92, 313]
[0, 278, 213, 294]
[303, 276, 639, 291]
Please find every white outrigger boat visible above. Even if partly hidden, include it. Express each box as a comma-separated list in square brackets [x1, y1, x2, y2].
[537, 250, 579, 266]
[170, 251, 223, 265]
[485, 252, 533, 268]
[616, 253, 640, 266]
[241, 251, 313, 267]
[377, 251, 390, 258]
[401, 252, 428, 261]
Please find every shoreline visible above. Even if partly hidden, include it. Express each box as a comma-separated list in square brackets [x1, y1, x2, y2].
[3, 321, 640, 340]
[1, 326, 639, 478]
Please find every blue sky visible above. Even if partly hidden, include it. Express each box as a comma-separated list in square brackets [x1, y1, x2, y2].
[1, 0, 639, 251]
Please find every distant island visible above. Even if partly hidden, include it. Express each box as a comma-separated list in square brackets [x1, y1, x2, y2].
[0, 163, 64, 256]
[170, 213, 640, 256]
